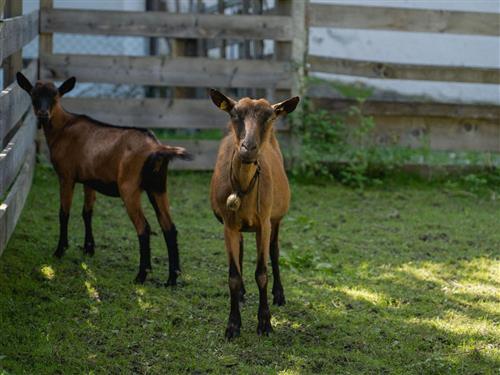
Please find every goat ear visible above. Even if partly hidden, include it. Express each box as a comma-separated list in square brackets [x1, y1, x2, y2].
[58, 77, 76, 96]
[273, 96, 300, 116]
[16, 72, 33, 94]
[209, 89, 235, 113]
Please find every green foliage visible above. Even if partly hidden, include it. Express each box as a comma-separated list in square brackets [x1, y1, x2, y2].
[290, 78, 500, 190]
[0, 168, 499, 374]
[290, 78, 412, 188]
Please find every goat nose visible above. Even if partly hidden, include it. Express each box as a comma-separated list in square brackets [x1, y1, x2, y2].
[242, 142, 256, 151]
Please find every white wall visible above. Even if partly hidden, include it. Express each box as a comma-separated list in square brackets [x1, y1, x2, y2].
[310, 0, 500, 105]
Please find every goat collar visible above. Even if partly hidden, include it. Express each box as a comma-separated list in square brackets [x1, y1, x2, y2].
[226, 150, 261, 212]
[229, 154, 260, 198]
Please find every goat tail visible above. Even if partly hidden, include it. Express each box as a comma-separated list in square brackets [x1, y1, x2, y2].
[141, 146, 192, 192]
[159, 145, 193, 161]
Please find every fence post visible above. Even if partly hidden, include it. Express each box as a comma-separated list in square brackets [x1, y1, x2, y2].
[39, 0, 53, 79]
[274, 0, 307, 99]
[172, 1, 197, 99]
[275, 0, 308, 167]
[2, 0, 23, 87]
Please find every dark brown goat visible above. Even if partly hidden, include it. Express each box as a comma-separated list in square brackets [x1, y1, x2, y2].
[209, 89, 299, 339]
[16, 72, 189, 285]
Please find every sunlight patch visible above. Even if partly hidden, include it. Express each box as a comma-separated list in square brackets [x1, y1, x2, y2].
[278, 369, 301, 375]
[40, 265, 55, 280]
[137, 297, 152, 310]
[337, 286, 385, 305]
[84, 281, 101, 303]
[418, 310, 499, 338]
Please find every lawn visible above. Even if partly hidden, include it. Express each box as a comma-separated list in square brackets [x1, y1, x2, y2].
[0, 164, 499, 374]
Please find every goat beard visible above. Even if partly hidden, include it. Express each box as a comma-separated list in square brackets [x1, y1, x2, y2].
[37, 117, 50, 128]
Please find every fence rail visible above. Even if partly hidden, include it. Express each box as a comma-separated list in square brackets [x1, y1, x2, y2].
[308, 3, 500, 36]
[0, 10, 38, 62]
[308, 55, 500, 84]
[0, 60, 37, 145]
[41, 9, 293, 41]
[41, 54, 293, 89]
[0, 1, 38, 255]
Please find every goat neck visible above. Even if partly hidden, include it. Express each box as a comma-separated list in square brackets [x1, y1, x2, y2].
[230, 149, 259, 195]
[42, 102, 74, 147]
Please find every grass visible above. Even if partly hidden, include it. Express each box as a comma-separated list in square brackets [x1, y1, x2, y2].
[0, 164, 499, 374]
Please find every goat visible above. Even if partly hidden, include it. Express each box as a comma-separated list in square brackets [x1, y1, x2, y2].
[209, 89, 299, 338]
[16, 72, 190, 285]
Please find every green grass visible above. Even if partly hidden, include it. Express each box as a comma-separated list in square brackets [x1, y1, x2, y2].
[0, 165, 499, 374]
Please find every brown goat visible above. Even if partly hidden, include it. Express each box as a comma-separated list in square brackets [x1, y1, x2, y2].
[209, 89, 299, 338]
[16, 72, 189, 285]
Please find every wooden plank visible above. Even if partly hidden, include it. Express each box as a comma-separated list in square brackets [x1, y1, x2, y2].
[62, 97, 290, 131]
[0, 145, 36, 255]
[40, 54, 292, 89]
[1, 0, 22, 86]
[290, 0, 307, 97]
[0, 112, 36, 198]
[39, 0, 53, 79]
[0, 10, 38, 64]
[308, 55, 500, 84]
[365, 115, 500, 152]
[0, 60, 37, 146]
[63, 98, 227, 129]
[312, 97, 500, 121]
[273, 0, 292, 102]
[308, 3, 500, 36]
[166, 139, 220, 170]
[41, 8, 293, 41]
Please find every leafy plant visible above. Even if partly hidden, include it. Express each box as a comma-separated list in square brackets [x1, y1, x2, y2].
[289, 78, 408, 188]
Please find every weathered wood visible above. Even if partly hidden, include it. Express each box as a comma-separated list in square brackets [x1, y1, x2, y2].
[39, 0, 53, 79]
[307, 83, 500, 121]
[41, 8, 293, 41]
[308, 55, 500, 84]
[40, 54, 292, 89]
[166, 139, 220, 170]
[0, 112, 36, 198]
[290, 0, 307, 97]
[0, 10, 38, 65]
[365, 115, 500, 152]
[273, 0, 292, 102]
[309, 3, 500, 36]
[0, 60, 37, 146]
[312, 97, 500, 121]
[61, 97, 290, 131]
[63, 98, 226, 129]
[0, 145, 36, 255]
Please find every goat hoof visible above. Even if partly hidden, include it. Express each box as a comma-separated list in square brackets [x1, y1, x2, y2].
[273, 292, 286, 306]
[134, 271, 147, 284]
[53, 248, 65, 258]
[83, 242, 95, 256]
[165, 277, 177, 287]
[225, 321, 241, 340]
[239, 289, 246, 303]
[257, 311, 273, 336]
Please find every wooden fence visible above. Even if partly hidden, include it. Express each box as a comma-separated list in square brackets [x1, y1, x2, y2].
[0, 0, 499, 253]
[39, 0, 307, 169]
[0, 1, 38, 255]
[307, 3, 500, 152]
